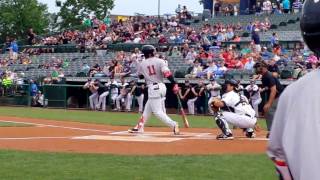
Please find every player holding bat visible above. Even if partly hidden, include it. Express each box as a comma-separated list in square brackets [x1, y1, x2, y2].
[128, 45, 182, 135]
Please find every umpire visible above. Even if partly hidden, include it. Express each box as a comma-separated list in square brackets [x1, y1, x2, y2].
[254, 61, 283, 138]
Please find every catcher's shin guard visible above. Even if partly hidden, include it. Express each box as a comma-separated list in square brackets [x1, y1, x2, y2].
[214, 113, 231, 135]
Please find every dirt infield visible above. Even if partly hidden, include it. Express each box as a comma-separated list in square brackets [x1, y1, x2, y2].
[0, 116, 268, 155]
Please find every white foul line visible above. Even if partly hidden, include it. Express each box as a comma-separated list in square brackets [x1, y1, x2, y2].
[0, 120, 112, 133]
[0, 136, 72, 140]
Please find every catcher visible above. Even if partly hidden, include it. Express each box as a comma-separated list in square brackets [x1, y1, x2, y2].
[210, 79, 257, 140]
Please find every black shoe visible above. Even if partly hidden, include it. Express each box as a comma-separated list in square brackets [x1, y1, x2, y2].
[266, 132, 270, 139]
[245, 131, 256, 138]
[128, 128, 143, 133]
[216, 133, 234, 140]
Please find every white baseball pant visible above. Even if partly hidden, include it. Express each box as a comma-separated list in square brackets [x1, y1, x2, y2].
[140, 83, 177, 129]
[222, 111, 257, 129]
[136, 94, 144, 112]
[126, 93, 133, 111]
[89, 92, 99, 110]
[97, 91, 109, 111]
[187, 97, 198, 115]
[116, 94, 126, 110]
[251, 98, 262, 117]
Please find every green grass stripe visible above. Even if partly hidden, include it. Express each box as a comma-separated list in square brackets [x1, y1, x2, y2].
[0, 107, 268, 129]
[0, 150, 276, 180]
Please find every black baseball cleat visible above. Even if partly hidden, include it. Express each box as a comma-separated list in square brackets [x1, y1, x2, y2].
[216, 133, 234, 140]
[128, 128, 143, 133]
[245, 131, 256, 138]
[266, 132, 270, 139]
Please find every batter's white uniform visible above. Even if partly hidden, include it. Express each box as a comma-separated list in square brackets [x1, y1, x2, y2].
[136, 57, 178, 130]
[245, 84, 262, 117]
[267, 70, 320, 180]
[221, 91, 257, 133]
[206, 82, 221, 114]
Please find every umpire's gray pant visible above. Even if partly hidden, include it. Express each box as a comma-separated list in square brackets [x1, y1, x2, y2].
[265, 98, 279, 131]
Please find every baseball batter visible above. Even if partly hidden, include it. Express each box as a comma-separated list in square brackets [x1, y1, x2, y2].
[210, 79, 256, 139]
[128, 45, 180, 135]
[267, 1, 320, 179]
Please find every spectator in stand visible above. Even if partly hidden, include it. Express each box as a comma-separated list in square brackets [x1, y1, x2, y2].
[244, 56, 256, 71]
[185, 47, 197, 64]
[226, 28, 235, 41]
[255, 2, 263, 15]
[185, 59, 203, 78]
[214, 0, 222, 16]
[30, 80, 38, 97]
[202, 60, 218, 79]
[27, 28, 36, 45]
[270, 32, 279, 48]
[9, 38, 18, 62]
[263, 0, 272, 14]
[252, 28, 261, 52]
[292, 0, 302, 13]
[169, 46, 182, 57]
[282, 0, 291, 14]
[81, 63, 90, 75]
[215, 60, 228, 78]
[268, 58, 280, 77]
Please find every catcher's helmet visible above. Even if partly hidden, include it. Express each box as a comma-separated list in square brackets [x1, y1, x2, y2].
[300, 0, 320, 55]
[141, 45, 156, 58]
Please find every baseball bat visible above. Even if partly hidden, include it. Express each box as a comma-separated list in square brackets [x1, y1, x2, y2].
[176, 94, 190, 128]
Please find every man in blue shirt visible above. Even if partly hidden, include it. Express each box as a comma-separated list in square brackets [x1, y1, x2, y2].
[282, 0, 291, 13]
[9, 38, 18, 61]
[30, 80, 38, 97]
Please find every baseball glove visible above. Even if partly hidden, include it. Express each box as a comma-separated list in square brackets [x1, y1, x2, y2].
[210, 100, 220, 113]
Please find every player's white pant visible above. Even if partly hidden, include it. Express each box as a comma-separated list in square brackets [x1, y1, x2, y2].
[208, 96, 221, 114]
[138, 83, 177, 130]
[97, 91, 109, 111]
[116, 94, 126, 110]
[222, 111, 257, 129]
[89, 92, 99, 110]
[136, 94, 144, 112]
[110, 93, 118, 106]
[187, 97, 198, 115]
[251, 98, 262, 117]
[126, 93, 133, 111]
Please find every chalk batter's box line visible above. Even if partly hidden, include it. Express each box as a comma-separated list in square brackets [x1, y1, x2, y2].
[0, 120, 113, 133]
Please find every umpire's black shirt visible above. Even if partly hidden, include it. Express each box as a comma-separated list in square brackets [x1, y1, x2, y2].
[262, 72, 284, 99]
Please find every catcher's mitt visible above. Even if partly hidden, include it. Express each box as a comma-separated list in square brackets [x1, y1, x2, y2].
[210, 100, 220, 113]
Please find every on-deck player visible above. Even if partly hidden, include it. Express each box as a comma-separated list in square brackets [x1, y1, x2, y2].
[267, 0, 320, 179]
[128, 45, 180, 135]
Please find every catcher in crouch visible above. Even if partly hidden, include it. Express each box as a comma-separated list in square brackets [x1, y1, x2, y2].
[210, 79, 257, 140]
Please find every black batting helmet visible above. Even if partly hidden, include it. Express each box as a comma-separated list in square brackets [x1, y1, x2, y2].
[300, 0, 320, 55]
[141, 45, 156, 58]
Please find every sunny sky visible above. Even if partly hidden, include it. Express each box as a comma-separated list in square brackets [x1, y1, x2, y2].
[38, 0, 203, 15]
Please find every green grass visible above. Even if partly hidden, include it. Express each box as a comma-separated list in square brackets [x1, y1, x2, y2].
[0, 121, 32, 127]
[0, 150, 276, 180]
[0, 107, 267, 129]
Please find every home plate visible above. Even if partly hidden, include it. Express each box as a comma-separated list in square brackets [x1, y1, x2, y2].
[72, 135, 182, 142]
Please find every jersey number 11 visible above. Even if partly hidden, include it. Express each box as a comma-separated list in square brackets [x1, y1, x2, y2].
[147, 65, 156, 76]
